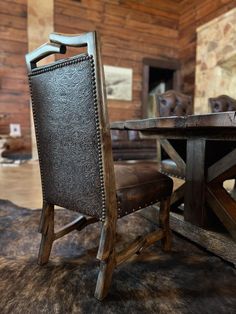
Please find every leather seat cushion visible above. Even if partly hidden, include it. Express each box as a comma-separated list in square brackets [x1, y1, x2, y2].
[114, 162, 173, 218]
[160, 159, 185, 179]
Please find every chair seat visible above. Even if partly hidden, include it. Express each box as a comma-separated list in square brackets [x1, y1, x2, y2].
[160, 159, 185, 179]
[114, 162, 173, 218]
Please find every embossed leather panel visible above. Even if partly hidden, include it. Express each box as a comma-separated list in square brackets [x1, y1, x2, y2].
[29, 55, 104, 219]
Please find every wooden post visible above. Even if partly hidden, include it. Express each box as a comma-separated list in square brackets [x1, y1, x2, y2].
[27, 0, 54, 159]
[184, 138, 207, 226]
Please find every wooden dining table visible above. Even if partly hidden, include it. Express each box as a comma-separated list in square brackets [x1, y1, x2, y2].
[111, 112, 236, 245]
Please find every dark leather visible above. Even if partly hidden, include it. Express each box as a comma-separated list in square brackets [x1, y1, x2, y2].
[111, 129, 157, 161]
[209, 95, 236, 113]
[29, 55, 104, 219]
[157, 90, 192, 117]
[160, 159, 184, 179]
[115, 162, 173, 218]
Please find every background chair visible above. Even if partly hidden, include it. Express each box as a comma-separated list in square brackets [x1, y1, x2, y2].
[209, 95, 236, 198]
[155, 90, 193, 208]
[209, 94, 236, 112]
[157, 90, 193, 118]
[25, 31, 173, 300]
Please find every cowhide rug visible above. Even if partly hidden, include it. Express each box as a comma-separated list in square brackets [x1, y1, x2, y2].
[0, 199, 235, 314]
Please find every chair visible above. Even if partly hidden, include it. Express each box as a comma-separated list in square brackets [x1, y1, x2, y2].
[155, 90, 193, 207]
[157, 90, 193, 118]
[208, 95, 236, 198]
[25, 31, 173, 300]
[209, 94, 236, 112]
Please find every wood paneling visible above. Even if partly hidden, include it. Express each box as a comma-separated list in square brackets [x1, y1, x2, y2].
[1, 0, 236, 155]
[0, 0, 30, 150]
[27, 0, 54, 159]
[54, 0, 180, 122]
[179, 0, 236, 98]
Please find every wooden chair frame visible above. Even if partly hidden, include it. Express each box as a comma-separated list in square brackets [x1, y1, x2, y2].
[26, 31, 172, 300]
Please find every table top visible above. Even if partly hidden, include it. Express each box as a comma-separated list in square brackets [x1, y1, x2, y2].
[110, 112, 236, 140]
[111, 112, 236, 130]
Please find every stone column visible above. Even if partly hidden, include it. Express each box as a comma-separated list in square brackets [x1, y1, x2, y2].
[195, 8, 236, 114]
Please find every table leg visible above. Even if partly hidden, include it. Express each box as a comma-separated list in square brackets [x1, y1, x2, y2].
[184, 138, 208, 227]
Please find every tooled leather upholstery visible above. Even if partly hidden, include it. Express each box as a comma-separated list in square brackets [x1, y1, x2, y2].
[115, 162, 173, 218]
[157, 90, 192, 117]
[209, 95, 236, 113]
[29, 55, 105, 219]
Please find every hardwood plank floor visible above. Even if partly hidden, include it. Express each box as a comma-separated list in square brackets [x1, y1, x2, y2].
[0, 161, 42, 208]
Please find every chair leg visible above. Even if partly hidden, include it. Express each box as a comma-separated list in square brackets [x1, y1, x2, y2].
[38, 203, 55, 265]
[95, 220, 117, 300]
[159, 197, 172, 251]
[94, 249, 116, 300]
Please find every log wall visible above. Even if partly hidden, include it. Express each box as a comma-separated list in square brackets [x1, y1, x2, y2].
[0, 0, 30, 152]
[1, 0, 236, 154]
[54, 0, 180, 121]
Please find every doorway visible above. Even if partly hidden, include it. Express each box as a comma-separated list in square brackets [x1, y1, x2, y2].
[142, 58, 181, 118]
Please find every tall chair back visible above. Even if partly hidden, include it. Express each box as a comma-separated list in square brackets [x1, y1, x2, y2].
[26, 32, 116, 221]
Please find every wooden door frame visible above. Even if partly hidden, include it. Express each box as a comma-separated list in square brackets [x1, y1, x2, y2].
[142, 58, 181, 118]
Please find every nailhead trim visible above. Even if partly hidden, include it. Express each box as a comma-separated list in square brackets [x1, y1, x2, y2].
[89, 56, 106, 222]
[160, 168, 185, 180]
[28, 76, 46, 201]
[28, 54, 107, 219]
